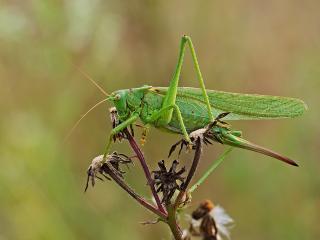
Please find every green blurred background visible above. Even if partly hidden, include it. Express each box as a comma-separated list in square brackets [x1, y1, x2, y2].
[0, 1, 319, 239]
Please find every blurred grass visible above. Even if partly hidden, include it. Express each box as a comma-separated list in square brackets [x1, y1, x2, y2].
[0, 0, 319, 239]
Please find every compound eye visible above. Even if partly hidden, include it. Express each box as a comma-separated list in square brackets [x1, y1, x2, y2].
[114, 94, 121, 100]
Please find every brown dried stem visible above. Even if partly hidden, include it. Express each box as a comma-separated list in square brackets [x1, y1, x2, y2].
[105, 161, 167, 219]
[174, 137, 202, 209]
[124, 128, 167, 214]
[166, 137, 203, 240]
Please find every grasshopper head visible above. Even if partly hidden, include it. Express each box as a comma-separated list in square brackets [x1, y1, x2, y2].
[108, 89, 130, 121]
[109, 86, 151, 121]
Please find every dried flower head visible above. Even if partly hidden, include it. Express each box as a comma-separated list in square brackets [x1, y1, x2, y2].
[109, 107, 134, 142]
[183, 200, 234, 240]
[152, 160, 186, 205]
[85, 152, 132, 191]
[169, 113, 231, 157]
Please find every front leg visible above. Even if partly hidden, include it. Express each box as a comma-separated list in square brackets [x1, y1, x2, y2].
[103, 113, 139, 158]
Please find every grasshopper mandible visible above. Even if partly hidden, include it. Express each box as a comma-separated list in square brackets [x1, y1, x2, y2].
[78, 35, 307, 166]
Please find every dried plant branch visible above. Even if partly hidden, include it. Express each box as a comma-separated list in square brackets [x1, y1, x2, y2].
[167, 205, 183, 240]
[85, 154, 166, 219]
[124, 128, 167, 214]
[105, 161, 167, 219]
[174, 137, 203, 210]
[181, 137, 203, 191]
[163, 137, 204, 240]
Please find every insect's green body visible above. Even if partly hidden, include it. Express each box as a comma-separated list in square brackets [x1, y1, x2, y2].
[113, 86, 306, 134]
[110, 85, 306, 165]
[104, 36, 307, 166]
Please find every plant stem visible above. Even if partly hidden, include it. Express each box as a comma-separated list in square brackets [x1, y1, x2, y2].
[105, 162, 167, 219]
[124, 129, 167, 214]
[182, 138, 202, 191]
[164, 138, 203, 240]
[174, 138, 202, 209]
[189, 147, 233, 194]
[167, 205, 183, 240]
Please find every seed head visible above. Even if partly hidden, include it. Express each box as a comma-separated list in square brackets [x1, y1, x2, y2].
[183, 200, 234, 240]
[152, 160, 185, 205]
[85, 152, 132, 191]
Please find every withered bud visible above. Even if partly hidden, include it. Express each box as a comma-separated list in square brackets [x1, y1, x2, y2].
[152, 160, 185, 205]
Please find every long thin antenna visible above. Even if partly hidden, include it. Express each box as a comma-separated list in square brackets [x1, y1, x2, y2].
[72, 64, 110, 97]
[64, 98, 109, 142]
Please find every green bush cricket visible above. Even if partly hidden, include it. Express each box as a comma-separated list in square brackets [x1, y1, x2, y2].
[77, 35, 307, 166]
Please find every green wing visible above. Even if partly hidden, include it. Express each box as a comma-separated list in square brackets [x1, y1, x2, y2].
[154, 87, 307, 120]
